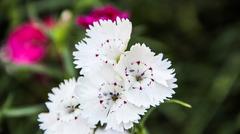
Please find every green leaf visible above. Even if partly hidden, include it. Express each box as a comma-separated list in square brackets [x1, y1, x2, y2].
[2, 105, 44, 118]
[5, 63, 63, 79]
[0, 94, 14, 121]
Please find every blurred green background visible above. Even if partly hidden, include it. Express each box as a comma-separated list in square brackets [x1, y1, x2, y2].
[0, 0, 240, 134]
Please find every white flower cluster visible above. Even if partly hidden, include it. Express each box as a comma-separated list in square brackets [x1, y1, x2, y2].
[38, 18, 177, 134]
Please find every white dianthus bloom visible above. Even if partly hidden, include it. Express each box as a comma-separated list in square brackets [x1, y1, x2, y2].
[76, 65, 146, 132]
[95, 128, 129, 134]
[73, 18, 132, 74]
[38, 78, 93, 134]
[115, 44, 177, 108]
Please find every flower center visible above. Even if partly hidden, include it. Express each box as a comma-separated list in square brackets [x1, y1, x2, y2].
[95, 38, 125, 65]
[110, 92, 120, 101]
[65, 104, 80, 114]
[124, 61, 155, 90]
[97, 82, 126, 110]
[115, 54, 121, 63]
[135, 75, 143, 82]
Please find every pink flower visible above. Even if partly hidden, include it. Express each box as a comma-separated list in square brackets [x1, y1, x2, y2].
[76, 5, 129, 28]
[4, 23, 48, 65]
[43, 16, 56, 28]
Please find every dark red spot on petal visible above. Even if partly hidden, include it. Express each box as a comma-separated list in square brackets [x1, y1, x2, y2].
[136, 61, 140, 65]
[95, 54, 99, 57]
[100, 100, 103, 104]
[129, 69, 135, 72]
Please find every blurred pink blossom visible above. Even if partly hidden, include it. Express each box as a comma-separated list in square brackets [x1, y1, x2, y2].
[43, 16, 56, 28]
[76, 5, 129, 28]
[4, 23, 48, 65]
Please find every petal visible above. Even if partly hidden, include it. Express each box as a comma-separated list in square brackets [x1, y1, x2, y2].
[116, 43, 177, 108]
[124, 89, 152, 108]
[144, 82, 175, 105]
[73, 18, 132, 74]
[95, 128, 129, 134]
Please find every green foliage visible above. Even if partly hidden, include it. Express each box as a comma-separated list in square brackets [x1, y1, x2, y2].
[0, 0, 240, 134]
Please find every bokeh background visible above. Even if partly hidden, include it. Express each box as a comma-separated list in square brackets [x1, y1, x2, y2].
[0, 0, 240, 134]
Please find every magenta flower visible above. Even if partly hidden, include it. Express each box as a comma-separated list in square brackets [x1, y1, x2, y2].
[4, 23, 48, 65]
[76, 5, 129, 28]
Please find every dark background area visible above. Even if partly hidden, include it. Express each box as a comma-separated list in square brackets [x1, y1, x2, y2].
[0, 0, 240, 134]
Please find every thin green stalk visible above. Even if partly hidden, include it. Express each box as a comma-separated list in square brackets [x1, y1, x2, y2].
[140, 107, 155, 126]
[166, 99, 192, 108]
[135, 125, 149, 134]
[62, 47, 75, 77]
[131, 126, 135, 134]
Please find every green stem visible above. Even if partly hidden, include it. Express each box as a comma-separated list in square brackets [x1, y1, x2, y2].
[140, 107, 155, 126]
[135, 125, 149, 134]
[166, 99, 192, 108]
[132, 107, 155, 134]
[131, 126, 135, 134]
[62, 47, 75, 77]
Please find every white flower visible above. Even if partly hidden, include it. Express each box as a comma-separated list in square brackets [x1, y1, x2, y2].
[95, 128, 129, 134]
[38, 78, 93, 134]
[115, 44, 177, 108]
[73, 18, 132, 74]
[76, 65, 146, 132]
